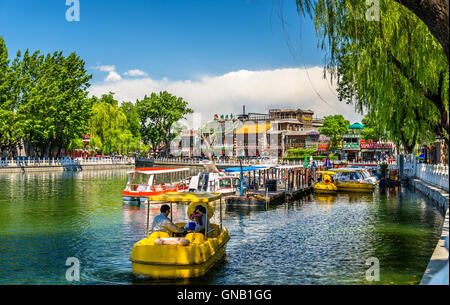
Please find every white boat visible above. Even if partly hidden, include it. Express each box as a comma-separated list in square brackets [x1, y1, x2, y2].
[122, 167, 190, 205]
[338, 167, 378, 185]
[188, 172, 241, 195]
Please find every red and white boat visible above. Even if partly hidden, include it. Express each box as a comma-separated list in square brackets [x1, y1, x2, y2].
[122, 167, 190, 205]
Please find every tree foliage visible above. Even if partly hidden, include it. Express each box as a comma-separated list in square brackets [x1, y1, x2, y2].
[88, 93, 140, 155]
[319, 115, 349, 143]
[1, 37, 194, 158]
[136, 91, 193, 156]
[0, 37, 21, 154]
[296, 0, 449, 153]
[0, 37, 93, 157]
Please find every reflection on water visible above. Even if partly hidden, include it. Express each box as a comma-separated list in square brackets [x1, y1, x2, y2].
[0, 170, 444, 285]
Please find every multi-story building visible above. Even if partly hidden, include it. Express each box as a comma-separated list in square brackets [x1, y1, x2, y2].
[204, 108, 324, 158]
[342, 122, 364, 161]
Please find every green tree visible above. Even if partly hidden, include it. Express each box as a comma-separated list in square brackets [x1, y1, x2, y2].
[296, 0, 449, 61]
[136, 91, 193, 156]
[0, 37, 21, 156]
[319, 115, 349, 147]
[11, 48, 93, 157]
[120, 101, 141, 139]
[361, 115, 384, 142]
[88, 93, 139, 155]
[296, 0, 448, 152]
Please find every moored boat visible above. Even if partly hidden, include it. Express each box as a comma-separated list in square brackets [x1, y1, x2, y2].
[332, 169, 374, 192]
[314, 171, 338, 194]
[122, 167, 190, 205]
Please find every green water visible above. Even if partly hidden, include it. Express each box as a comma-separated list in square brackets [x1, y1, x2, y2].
[0, 170, 444, 285]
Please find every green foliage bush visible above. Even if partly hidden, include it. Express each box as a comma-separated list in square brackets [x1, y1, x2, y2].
[283, 155, 338, 161]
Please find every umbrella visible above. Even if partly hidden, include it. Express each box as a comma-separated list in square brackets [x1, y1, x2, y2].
[303, 156, 308, 169]
[324, 156, 332, 168]
[417, 153, 425, 159]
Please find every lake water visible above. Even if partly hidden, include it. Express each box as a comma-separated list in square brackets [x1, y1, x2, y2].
[0, 169, 444, 285]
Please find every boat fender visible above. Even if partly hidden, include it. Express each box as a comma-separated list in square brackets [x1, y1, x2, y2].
[154, 238, 190, 246]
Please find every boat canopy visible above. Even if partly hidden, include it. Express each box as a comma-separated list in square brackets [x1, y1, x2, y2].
[148, 192, 222, 203]
[127, 167, 189, 175]
[276, 165, 305, 170]
[330, 169, 362, 173]
[224, 166, 268, 173]
[317, 171, 337, 175]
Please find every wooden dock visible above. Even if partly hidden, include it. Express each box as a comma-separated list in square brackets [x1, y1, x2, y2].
[225, 165, 316, 206]
[225, 186, 313, 206]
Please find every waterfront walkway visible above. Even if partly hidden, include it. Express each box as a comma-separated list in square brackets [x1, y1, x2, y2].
[150, 157, 390, 168]
[404, 156, 449, 285]
[0, 157, 134, 173]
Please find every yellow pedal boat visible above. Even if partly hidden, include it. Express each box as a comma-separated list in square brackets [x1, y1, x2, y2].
[314, 171, 338, 194]
[130, 192, 230, 279]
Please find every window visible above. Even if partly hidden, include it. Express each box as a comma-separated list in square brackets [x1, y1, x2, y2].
[219, 179, 232, 188]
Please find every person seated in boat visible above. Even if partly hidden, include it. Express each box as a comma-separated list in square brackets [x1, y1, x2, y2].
[184, 205, 209, 233]
[151, 204, 186, 235]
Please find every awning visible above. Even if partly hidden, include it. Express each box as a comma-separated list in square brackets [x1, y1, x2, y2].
[128, 167, 190, 175]
[148, 192, 222, 203]
[235, 123, 271, 134]
[224, 166, 269, 172]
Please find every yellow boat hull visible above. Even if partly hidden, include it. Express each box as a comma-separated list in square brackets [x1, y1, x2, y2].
[130, 224, 230, 279]
[314, 182, 337, 194]
[335, 181, 374, 193]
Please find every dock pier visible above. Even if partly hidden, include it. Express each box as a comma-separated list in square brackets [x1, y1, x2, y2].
[225, 166, 316, 206]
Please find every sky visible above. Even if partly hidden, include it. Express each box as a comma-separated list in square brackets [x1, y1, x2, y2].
[0, 0, 363, 123]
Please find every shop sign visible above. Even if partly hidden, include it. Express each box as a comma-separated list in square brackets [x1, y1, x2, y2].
[318, 143, 330, 150]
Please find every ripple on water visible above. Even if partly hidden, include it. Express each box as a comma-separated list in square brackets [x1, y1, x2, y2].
[0, 171, 444, 285]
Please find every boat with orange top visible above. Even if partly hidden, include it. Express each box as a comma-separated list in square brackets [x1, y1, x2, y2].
[122, 167, 190, 205]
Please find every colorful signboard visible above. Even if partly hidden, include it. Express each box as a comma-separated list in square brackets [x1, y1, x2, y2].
[329, 140, 342, 150]
[318, 143, 330, 151]
[306, 143, 318, 150]
[360, 143, 393, 149]
[343, 143, 360, 150]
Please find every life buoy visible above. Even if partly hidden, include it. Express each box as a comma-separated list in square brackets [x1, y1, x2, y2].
[154, 238, 190, 246]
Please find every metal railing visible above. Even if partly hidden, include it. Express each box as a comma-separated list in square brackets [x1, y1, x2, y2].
[403, 155, 449, 192]
[0, 157, 135, 168]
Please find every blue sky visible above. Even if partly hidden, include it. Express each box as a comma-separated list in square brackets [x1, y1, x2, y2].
[0, 0, 362, 122]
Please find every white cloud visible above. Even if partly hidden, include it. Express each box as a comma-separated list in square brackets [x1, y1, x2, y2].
[89, 67, 363, 123]
[123, 69, 148, 77]
[104, 71, 122, 82]
[97, 65, 116, 72]
[94, 65, 122, 82]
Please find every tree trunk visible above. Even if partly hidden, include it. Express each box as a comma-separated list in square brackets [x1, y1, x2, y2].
[395, 0, 449, 61]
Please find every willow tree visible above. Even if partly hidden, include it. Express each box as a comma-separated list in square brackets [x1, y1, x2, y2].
[88, 93, 139, 155]
[297, 0, 449, 60]
[296, 0, 449, 153]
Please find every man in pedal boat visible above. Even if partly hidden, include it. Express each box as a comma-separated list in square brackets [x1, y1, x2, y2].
[151, 204, 186, 235]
